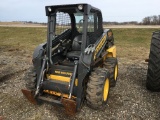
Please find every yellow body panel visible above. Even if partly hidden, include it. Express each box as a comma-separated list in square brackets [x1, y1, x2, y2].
[107, 45, 116, 58]
[45, 75, 78, 98]
[48, 75, 70, 82]
[47, 74, 78, 86]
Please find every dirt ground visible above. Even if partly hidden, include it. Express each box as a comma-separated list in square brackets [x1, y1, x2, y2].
[0, 44, 160, 120]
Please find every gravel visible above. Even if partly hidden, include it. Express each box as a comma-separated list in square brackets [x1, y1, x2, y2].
[0, 48, 160, 120]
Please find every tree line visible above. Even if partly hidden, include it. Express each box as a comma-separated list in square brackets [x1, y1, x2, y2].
[104, 15, 160, 25]
[142, 15, 160, 25]
[103, 21, 138, 25]
[10, 15, 160, 25]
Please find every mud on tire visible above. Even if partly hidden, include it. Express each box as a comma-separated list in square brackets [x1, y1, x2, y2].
[104, 57, 118, 87]
[146, 31, 160, 91]
[86, 68, 110, 109]
[24, 66, 37, 90]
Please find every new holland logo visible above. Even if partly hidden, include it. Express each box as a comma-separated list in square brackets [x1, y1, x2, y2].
[55, 70, 72, 76]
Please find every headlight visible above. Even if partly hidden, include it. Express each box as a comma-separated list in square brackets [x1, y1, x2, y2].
[48, 7, 52, 12]
[78, 5, 83, 10]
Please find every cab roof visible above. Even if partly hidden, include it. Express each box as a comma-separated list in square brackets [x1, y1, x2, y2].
[45, 3, 102, 16]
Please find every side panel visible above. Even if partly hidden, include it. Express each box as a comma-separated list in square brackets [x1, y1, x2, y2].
[93, 28, 114, 61]
[94, 34, 107, 60]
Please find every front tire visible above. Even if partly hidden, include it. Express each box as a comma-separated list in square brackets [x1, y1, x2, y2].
[104, 57, 118, 87]
[146, 31, 160, 91]
[86, 68, 110, 109]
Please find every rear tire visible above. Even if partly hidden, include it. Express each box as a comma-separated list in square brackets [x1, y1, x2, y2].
[24, 66, 37, 91]
[86, 68, 110, 109]
[104, 57, 118, 87]
[146, 31, 160, 91]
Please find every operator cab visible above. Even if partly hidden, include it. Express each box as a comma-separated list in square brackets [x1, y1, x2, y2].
[45, 4, 103, 64]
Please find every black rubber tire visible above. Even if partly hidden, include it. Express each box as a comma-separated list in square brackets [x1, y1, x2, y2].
[24, 66, 37, 91]
[104, 57, 118, 87]
[146, 31, 160, 91]
[86, 68, 110, 110]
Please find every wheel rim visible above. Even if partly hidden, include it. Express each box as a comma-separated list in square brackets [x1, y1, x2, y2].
[114, 65, 118, 80]
[103, 79, 109, 101]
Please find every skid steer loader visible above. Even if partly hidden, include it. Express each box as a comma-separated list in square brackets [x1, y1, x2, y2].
[22, 3, 118, 114]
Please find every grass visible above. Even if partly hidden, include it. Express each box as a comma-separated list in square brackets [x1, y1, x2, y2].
[112, 28, 159, 59]
[0, 27, 159, 59]
[113, 28, 158, 48]
[0, 27, 47, 51]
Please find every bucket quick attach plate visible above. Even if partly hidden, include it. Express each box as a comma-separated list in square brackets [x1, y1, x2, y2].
[21, 89, 37, 104]
[61, 98, 76, 115]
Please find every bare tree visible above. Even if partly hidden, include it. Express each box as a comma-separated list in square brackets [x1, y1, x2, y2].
[143, 17, 151, 25]
[142, 15, 160, 25]
[158, 15, 160, 25]
[151, 15, 158, 25]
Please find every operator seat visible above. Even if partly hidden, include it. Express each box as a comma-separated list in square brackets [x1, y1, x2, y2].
[66, 35, 89, 60]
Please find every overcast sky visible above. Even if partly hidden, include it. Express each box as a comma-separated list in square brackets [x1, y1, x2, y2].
[0, 0, 160, 22]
